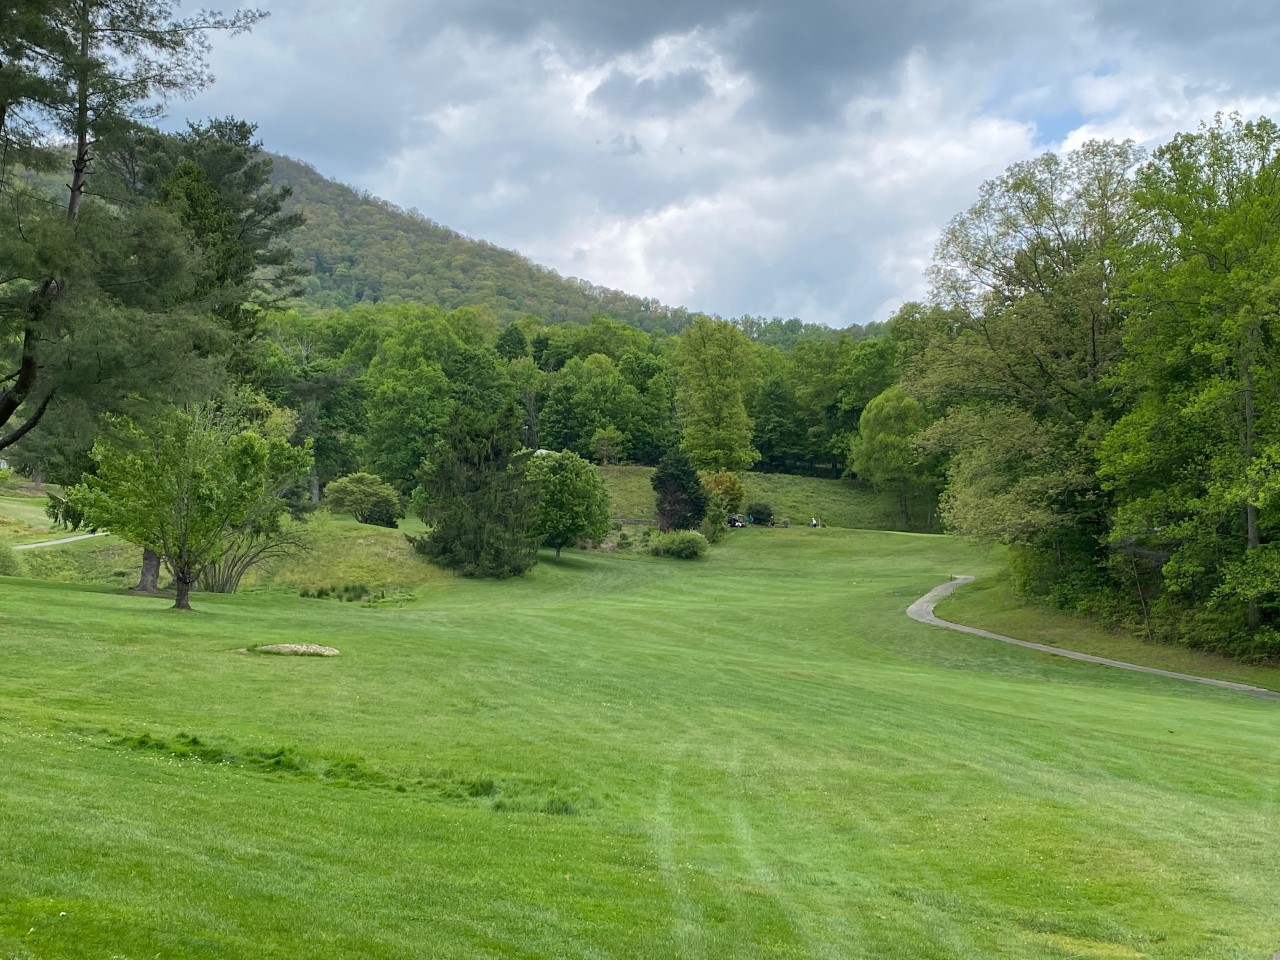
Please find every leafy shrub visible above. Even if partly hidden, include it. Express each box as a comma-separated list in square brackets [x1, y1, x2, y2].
[649, 530, 709, 559]
[746, 502, 774, 525]
[701, 492, 729, 543]
[323, 473, 405, 528]
[701, 470, 746, 513]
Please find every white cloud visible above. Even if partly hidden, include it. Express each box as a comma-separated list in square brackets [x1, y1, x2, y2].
[174, 0, 1280, 326]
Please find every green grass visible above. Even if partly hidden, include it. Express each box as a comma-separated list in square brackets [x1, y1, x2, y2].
[2, 529, 1278, 959]
[598, 465, 932, 531]
[936, 572, 1280, 692]
[0, 494, 57, 544]
[16, 513, 452, 596]
[599, 464, 660, 520]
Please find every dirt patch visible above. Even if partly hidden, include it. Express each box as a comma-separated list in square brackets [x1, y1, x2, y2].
[249, 643, 340, 657]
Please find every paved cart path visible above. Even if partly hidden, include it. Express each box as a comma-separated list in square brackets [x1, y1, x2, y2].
[908, 576, 1280, 700]
[14, 532, 107, 551]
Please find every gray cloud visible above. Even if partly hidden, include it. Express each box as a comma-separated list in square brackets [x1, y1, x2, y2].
[590, 68, 713, 117]
[175, 0, 1280, 326]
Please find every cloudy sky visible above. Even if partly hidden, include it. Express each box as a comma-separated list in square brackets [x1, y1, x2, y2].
[173, 0, 1280, 327]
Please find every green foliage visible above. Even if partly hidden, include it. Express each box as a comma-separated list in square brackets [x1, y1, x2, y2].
[648, 529, 709, 559]
[270, 156, 690, 331]
[700, 470, 746, 514]
[590, 426, 626, 465]
[1100, 114, 1280, 638]
[68, 404, 313, 608]
[409, 404, 538, 579]
[323, 472, 404, 528]
[527, 451, 611, 559]
[745, 502, 774, 525]
[701, 491, 730, 544]
[495, 324, 529, 360]
[0, 1, 266, 451]
[676, 317, 759, 472]
[847, 386, 936, 528]
[651, 448, 707, 532]
[44, 492, 89, 532]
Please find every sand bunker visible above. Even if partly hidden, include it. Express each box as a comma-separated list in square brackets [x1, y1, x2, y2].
[252, 644, 339, 657]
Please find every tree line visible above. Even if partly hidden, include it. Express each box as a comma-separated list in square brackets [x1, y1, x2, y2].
[5, 1, 1279, 658]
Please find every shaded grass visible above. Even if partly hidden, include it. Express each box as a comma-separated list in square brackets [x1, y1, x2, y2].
[742, 472, 935, 531]
[1, 529, 1278, 958]
[937, 571, 1280, 691]
[598, 464, 934, 531]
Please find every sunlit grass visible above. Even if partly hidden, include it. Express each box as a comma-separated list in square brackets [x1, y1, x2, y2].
[1, 529, 1277, 958]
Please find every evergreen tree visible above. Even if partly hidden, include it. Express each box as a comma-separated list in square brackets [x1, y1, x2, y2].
[0, 0, 264, 449]
[409, 403, 538, 578]
[651, 447, 707, 532]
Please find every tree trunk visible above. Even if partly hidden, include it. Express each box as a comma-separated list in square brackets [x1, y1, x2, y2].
[555, 544, 562, 559]
[309, 470, 320, 506]
[66, 19, 91, 221]
[30, 467, 42, 492]
[133, 549, 162, 593]
[173, 576, 194, 611]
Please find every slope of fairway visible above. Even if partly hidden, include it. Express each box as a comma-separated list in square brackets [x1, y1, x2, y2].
[599, 465, 933, 531]
[1, 530, 1277, 959]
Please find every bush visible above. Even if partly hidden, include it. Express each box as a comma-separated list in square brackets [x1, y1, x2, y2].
[649, 530, 709, 559]
[746, 502, 774, 525]
[701, 492, 729, 543]
[701, 470, 746, 513]
[323, 473, 405, 528]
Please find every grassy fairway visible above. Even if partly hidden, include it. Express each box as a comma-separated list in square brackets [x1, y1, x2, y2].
[1, 529, 1277, 959]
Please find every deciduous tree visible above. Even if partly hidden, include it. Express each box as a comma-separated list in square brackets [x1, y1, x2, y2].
[69, 404, 312, 609]
[527, 451, 610, 559]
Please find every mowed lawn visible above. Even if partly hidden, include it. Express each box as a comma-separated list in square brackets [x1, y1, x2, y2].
[1, 529, 1277, 959]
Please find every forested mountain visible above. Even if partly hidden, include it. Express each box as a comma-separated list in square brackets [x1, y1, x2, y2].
[269, 155, 691, 331]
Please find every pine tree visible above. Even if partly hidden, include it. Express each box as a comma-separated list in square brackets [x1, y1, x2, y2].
[410, 403, 538, 578]
[651, 447, 707, 532]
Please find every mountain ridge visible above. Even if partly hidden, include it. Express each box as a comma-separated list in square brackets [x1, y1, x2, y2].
[269, 154, 691, 331]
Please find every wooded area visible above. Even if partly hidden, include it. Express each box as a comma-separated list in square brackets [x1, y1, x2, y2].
[3, 2, 1280, 654]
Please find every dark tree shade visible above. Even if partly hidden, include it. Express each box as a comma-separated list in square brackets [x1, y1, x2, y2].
[651, 447, 707, 533]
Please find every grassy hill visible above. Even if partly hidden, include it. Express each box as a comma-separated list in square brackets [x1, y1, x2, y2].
[600, 465, 935, 532]
[1, 530, 1278, 958]
[272, 155, 689, 330]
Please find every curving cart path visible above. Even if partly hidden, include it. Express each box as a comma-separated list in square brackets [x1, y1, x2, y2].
[14, 532, 107, 550]
[908, 576, 1280, 700]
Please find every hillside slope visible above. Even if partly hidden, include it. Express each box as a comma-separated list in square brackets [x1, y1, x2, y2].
[271, 155, 688, 331]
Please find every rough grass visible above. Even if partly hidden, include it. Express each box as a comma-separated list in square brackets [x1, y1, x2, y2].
[0, 493, 58, 544]
[242, 512, 452, 594]
[18, 533, 139, 585]
[1, 529, 1277, 959]
[13, 512, 453, 596]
